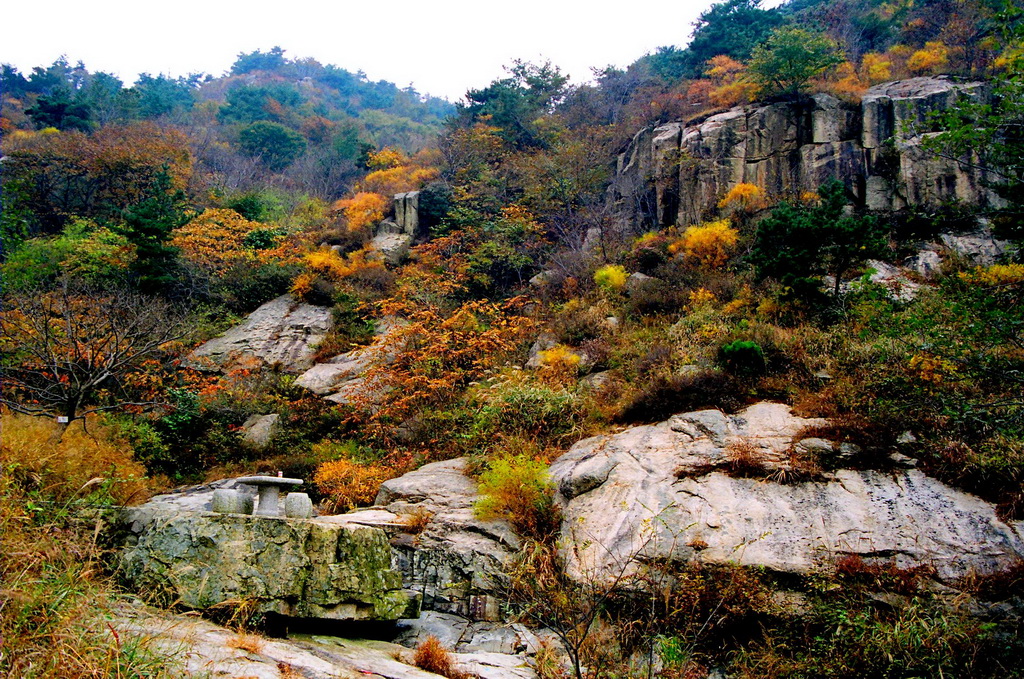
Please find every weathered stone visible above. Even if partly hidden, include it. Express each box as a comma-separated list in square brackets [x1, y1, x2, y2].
[524, 333, 558, 370]
[549, 402, 1024, 583]
[613, 77, 999, 229]
[295, 317, 406, 404]
[183, 295, 332, 374]
[241, 413, 281, 448]
[119, 511, 416, 621]
[394, 191, 421, 236]
[211, 489, 253, 515]
[112, 602, 538, 679]
[370, 232, 413, 265]
[285, 492, 314, 519]
[940, 230, 1011, 266]
[363, 458, 520, 617]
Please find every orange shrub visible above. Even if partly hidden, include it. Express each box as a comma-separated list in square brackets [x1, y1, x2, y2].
[313, 457, 394, 513]
[412, 636, 468, 679]
[331, 192, 389, 233]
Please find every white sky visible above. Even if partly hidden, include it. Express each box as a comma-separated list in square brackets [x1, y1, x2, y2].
[1, 0, 736, 102]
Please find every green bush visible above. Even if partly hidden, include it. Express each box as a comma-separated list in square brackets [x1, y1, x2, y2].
[718, 340, 765, 375]
[475, 453, 560, 542]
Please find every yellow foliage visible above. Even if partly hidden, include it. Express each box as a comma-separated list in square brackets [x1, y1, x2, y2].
[332, 192, 389, 233]
[290, 272, 316, 299]
[0, 411, 151, 504]
[824, 62, 868, 101]
[671, 220, 739, 269]
[687, 288, 718, 310]
[909, 353, 956, 384]
[537, 344, 582, 385]
[314, 457, 394, 513]
[359, 165, 440, 197]
[366, 147, 406, 170]
[907, 42, 950, 75]
[860, 53, 893, 83]
[800, 191, 821, 205]
[718, 183, 767, 212]
[593, 265, 629, 292]
[962, 263, 1024, 286]
[304, 247, 384, 281]
[705, 55, 756, 107]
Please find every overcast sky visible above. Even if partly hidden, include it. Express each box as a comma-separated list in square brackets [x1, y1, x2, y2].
[1, 0, 744, 101]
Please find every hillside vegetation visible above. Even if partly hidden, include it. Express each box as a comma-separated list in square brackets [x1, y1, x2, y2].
[2, 0, 1024, 676]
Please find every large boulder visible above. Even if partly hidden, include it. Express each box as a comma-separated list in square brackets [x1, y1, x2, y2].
[337, 458, 520, 620]
[549, 402, 1024, 583]
[614, 77, 999, 227]
[119, 511, 416, 621]
[183, 295, 332, 374]
[295, 317, 406, 405]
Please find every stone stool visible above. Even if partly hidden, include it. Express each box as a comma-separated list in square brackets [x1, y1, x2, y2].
[211, 488, 254, 515]
[285, 492, 314, 519]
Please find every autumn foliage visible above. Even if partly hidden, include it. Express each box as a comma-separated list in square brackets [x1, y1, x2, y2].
[670, 219, 739, 269]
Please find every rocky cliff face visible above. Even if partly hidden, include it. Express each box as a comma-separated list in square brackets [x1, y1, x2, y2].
[613, 77, 1000, 227]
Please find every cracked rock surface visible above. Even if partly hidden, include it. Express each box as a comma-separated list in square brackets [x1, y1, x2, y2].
[549, 402, 1024, 583]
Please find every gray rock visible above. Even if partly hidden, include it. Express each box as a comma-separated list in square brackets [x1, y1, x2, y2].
[524, 333, 558, 370]
[119, 511, 416, 621]
[394, 191, 421, 236]
[581, 370, 615, 391]
[940, 230, 1011, 267]
[613, 77, 999, 228]
[241, 413, 280, 448]
[625, 272, 658, 293]
[211, 489, 253, 515]
[295, 317, 406, 404]
[285, 492, 314, 518]
[111, 602, 538, 679]
[549, 402, 1024, 583]
[369, 458, 520, 618]
[183, 295, 332, 374]
[370, 232, 413, 265]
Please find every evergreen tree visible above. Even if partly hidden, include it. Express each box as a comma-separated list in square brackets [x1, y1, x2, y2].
[119, 168, 188, 294]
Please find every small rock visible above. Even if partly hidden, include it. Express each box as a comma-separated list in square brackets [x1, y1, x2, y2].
[625, 272, 657, 293]
[897, 431, 918, 445]
[524, 333, 558, 370]
[241, 413, 280, 449]
[889, 452, 919, 468]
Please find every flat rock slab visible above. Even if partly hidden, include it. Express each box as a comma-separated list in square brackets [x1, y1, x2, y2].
[111, 602, 537, 679]
[183, 294, 332, 373]
[119, 511, 415, 621]
[550, 402, 1024, 583]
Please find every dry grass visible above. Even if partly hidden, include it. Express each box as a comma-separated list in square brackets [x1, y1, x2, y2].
[412, 635, 470, 679]
[1, 410, 153, 505]
[397, 506, 434, 534]
[0, 409, 178, 677]
[227, 632, 266, 654]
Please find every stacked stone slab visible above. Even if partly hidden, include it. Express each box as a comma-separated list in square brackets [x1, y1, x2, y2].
[119, 510, 417, 621]
[370, 191, 421, 265]
[613, 77, 999, 228]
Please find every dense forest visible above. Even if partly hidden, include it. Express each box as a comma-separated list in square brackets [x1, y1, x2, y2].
[2, 0, 1024, 676]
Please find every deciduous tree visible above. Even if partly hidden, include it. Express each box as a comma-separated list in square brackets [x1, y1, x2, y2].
[0, 279, 188, 441]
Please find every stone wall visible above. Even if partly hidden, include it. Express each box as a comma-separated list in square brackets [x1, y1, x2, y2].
[612, 77, 1000, 228]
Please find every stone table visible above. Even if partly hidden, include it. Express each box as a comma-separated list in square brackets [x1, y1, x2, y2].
[236, 476, 303, 516]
